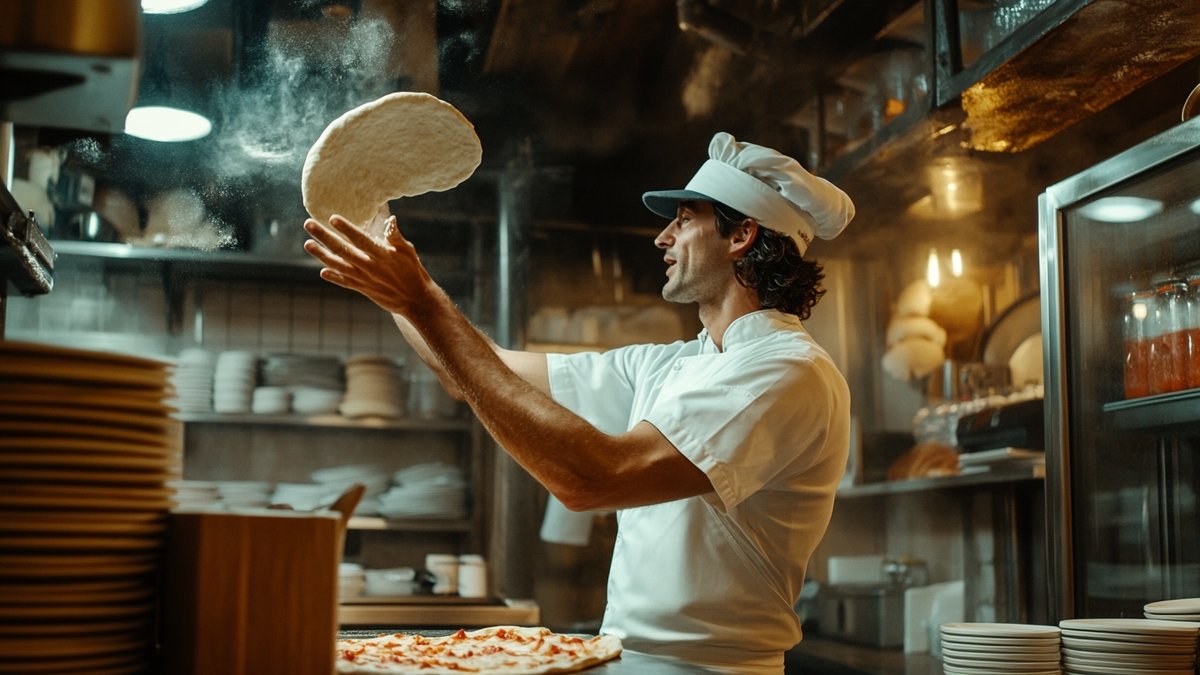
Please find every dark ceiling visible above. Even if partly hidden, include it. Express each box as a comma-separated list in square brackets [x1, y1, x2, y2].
[28, 0, 1200, 257]
[56, 0, 923, 233]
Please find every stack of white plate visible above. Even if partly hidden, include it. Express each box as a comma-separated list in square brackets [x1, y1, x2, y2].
[290, 386, 343, 415]
[340, 354, 405, 419]
[270, 483, 334, 511]
[339, 563, 366, 600]
[213, 350, 258, 414]
[0, 339, 181, 674]
[1060, 618, 1199, 675]
[260, 353, 343, 391]
[939, 622, 1062, 675]
[171, 348, 215, 412]
[1145, 598, 1200, 622]
[215, 481, 273, 509]
[379, 462, 467, 520]
[250, 386, 291, 415]
[168, 480, 222, 510]
[310, 464, 390, 515]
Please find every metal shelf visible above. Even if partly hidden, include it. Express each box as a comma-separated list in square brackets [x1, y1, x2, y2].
[837, 462, 1044, 498]
[179, 412, 473, 432]
[1102, 388, 1200, 435]
[50, 240, 472, 291]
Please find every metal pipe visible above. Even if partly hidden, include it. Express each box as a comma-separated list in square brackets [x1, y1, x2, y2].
[1, 121, 13, 189]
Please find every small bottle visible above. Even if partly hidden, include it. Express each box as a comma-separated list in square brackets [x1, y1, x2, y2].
[425, 553, 458, 595]
[457, 554, 488, 599]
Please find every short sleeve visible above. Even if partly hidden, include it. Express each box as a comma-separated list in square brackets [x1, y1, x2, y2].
[547, 344, 677, 435]
[644, 353, 844, 512]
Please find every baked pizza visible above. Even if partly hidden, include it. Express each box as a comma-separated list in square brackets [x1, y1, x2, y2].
[336, 626, 623, 674]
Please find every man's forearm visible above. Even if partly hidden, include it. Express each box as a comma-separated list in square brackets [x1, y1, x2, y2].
[405, 284, 614, 502]
[391, 313, 465, 399]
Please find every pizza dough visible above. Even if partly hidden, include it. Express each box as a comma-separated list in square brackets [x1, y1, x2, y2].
[336, 626, 622, 675]
[302, 92, 482, 226]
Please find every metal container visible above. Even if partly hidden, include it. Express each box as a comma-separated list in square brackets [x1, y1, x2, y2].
[816, 583, 906, 648]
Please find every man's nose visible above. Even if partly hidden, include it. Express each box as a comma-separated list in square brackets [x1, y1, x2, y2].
[654, 222, 674, 249]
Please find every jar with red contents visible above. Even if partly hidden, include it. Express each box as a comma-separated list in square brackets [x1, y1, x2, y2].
[1148, 278, 1189, 395]
[1123, 288, 1154, 399]
[1186, 274, 1200, 389]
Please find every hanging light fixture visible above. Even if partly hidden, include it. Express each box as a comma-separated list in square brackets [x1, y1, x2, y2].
[141, 0, 208, 14]
[123, 9, 213, 142]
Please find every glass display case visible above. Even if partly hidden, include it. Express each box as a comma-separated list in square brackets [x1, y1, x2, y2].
[1040, 116, 1200, 620]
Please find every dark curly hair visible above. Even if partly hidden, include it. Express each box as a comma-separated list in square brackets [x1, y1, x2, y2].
[712, 202, 826, 320]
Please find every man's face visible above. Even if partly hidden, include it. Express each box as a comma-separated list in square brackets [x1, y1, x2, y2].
[653, 200, 733, 305]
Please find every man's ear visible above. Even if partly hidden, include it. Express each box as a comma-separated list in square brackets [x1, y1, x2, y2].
[728, 218, 759, 258]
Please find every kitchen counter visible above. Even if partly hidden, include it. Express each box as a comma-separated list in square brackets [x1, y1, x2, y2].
[785, 637, 941, 675]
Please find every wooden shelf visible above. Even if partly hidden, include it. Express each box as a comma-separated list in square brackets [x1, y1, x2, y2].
[179, 412, 472, 432]
[347, 516, 471, 532]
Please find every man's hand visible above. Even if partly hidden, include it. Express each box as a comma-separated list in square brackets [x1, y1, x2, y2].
[303, 213, 433, 317]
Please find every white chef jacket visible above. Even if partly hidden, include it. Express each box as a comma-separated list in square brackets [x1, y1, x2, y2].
[546, 309, 850, 674]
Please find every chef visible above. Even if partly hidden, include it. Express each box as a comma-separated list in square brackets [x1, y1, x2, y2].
[303, 131, 855, 674]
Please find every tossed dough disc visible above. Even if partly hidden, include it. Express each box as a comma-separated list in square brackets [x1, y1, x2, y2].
[301, 92, 482, 226]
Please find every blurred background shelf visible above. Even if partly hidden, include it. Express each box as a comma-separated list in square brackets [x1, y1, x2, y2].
[178, 412, 473, 432]
[347, 516, 472, 533]
[838, 462, 1044, 498]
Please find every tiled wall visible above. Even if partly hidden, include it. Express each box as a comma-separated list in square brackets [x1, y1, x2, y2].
[6, 259, 415, 363]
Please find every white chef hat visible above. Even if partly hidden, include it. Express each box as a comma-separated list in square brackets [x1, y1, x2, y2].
[642, 132, 855, 255]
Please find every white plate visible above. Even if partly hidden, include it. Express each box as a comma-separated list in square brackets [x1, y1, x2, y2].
[1061, 663, 1193, 675]
[943, 622, 1062, 639]
[942, 634, 1062, 647]
[944, 666, 1058, 675]
[1146, 612, 1200, 621]
[945, 648, 1060, 662]
[1063, 653, 1195, 669]
[944, 643, 1062, 657]
[1061, 627, 1198, 644]
[1145, 598, 1200, 615]
[1061, 636, 1197, 655]
[1060, 618, 1200, 636]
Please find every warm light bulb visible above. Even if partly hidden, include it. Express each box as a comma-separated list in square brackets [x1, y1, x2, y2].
[142, 0, 209, 13]
[926, 249, 941, 288]
[125, 106, 212, 142]
[951, 249, 963, 277]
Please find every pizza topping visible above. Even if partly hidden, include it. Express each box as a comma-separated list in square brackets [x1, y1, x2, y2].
[335, 626, 622, 675]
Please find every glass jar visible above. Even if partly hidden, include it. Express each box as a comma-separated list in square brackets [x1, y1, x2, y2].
[1123, 289, 1154, 399]
[1186, 275, 1200, 389]
[1148, 278, 1189, 395]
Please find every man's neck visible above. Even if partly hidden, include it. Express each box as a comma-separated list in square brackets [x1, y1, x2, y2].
[697, 291, 761, 351]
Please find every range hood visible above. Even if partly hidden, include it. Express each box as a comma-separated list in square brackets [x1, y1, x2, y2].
[0, 0, 141, 135]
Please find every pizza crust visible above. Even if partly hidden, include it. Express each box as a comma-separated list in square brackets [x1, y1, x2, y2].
[302, 92, 483, 226]
[336, 626, 622, 675]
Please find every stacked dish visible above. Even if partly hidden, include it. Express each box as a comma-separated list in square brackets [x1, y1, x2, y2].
[1145, 598, 1200, 622]
[0, 340, 180, 674]
[379, 462, 467, 520]
[170, 348, 214, 413]
[311, 464, 390, 515]
[340, 354, 405, 419]
[939, 622, 1061, 675]
[212, 350, 257, 414]
[1059, 618, 1199, 675]
[339, 563, 366, 600]
[168, 480, 274, 511]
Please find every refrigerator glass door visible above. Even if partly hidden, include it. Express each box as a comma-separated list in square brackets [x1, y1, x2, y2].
[1041, 117, 1200, 620]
